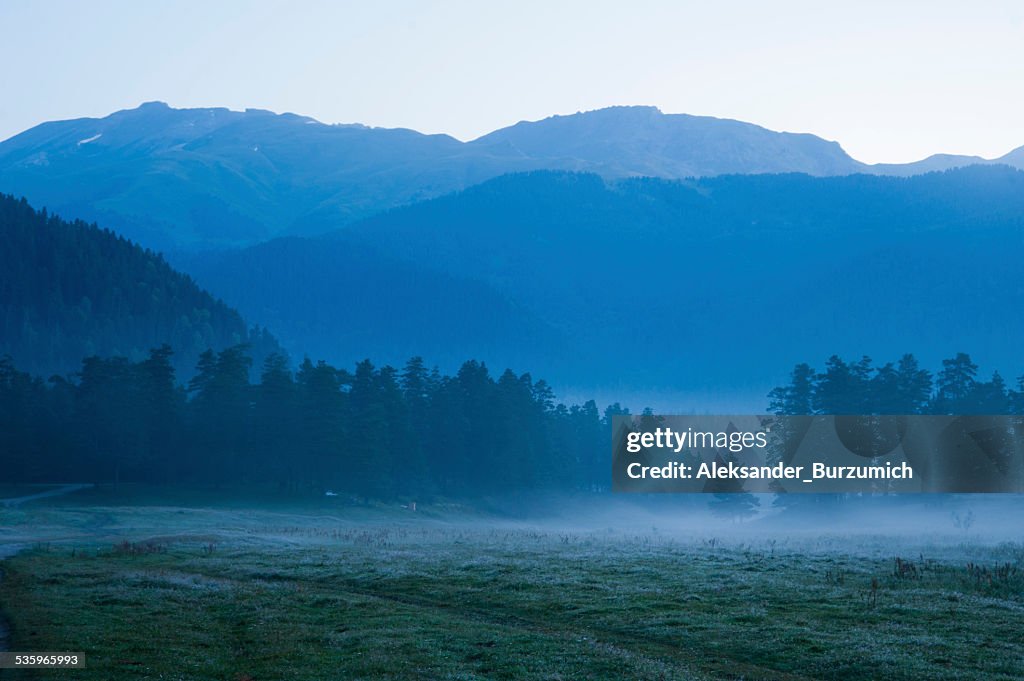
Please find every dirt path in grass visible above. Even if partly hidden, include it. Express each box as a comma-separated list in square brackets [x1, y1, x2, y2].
[0, 483, 92, 652]
[315, 577, 817, 681]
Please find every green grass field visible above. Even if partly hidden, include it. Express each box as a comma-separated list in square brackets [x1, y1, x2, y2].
[1, 491, 1023, 680]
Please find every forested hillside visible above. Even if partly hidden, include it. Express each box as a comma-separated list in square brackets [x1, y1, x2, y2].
[183, 166, 1024, 404]
[0, 194, 279, 377]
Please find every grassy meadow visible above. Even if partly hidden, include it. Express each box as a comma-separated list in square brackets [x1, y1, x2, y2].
[0, 488, 1022, 680]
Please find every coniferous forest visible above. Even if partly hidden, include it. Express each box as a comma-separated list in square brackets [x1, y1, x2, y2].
[0, 194, 280, 378]
[768, 353, 1022, 416]
[2, 345, 1020, 497]
[0, 346, 613, 496]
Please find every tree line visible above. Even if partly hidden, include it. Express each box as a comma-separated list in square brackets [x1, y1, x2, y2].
[705, 351, 1023, 522]
[4, 347, 1018, 499]
[0, 345, 623, 498]
[768, 353, 1022, 416]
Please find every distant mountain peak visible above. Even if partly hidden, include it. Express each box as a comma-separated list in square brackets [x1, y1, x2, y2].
[562, 104, 664, 118]
[471, 105, 862, 178]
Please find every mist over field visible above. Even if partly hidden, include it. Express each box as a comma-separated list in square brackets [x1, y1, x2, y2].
[3, 486, 1023, 679]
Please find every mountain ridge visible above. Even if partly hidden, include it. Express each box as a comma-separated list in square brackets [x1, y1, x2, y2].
[4, 102, 1020, 251]
[470, 105, 863, 177]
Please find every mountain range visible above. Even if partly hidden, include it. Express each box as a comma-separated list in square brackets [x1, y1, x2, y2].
[3, 102, 1022, 251]
[3, 103, 1024, 407]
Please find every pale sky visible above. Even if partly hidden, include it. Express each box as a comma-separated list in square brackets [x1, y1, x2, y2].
[1, 0, 1022, 163]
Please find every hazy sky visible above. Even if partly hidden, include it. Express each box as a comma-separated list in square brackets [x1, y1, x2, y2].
[2, 0, 1022, 163]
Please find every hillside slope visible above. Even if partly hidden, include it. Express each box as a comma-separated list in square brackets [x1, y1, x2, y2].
[182, 166, 1024, 405]
[0, 194, 279, 377]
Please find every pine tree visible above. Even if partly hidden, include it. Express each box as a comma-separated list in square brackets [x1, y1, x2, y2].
[769, 363, 816, 415]
[895, 354, 932, 414]
[255, 353, 297, 487]
[932, 353, 978, 414]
